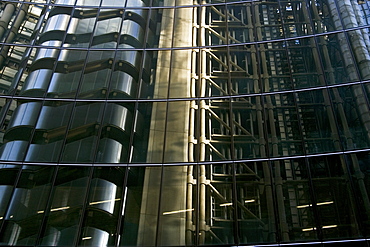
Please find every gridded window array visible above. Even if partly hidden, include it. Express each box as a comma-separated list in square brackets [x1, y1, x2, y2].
[0, 0, 370, 246]
[0, 154, 369, 246]
[0, 0, 369, 163]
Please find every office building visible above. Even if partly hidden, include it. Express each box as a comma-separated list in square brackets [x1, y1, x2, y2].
[0, 0, 369, 246]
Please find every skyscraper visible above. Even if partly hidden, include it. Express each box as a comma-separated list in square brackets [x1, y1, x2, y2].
[0, 0, 369, 246]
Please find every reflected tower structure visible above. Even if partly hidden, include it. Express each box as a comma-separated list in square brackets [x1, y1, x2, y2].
[0, 0, 153, 163]
[0, 0, 370, 247]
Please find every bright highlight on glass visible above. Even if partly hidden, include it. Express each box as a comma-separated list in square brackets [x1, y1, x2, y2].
[297, 201, 334, 209]
[89, 198, 121, 205]
[302, 225, 338, 232]
[163, 208, 194, 215]
[37, 206, 70, 214]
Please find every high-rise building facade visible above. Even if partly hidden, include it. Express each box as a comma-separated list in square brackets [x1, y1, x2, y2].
[0, 0, 369, 246]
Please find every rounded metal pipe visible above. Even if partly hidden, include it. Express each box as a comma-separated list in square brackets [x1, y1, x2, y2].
[0, 3, 16, 40]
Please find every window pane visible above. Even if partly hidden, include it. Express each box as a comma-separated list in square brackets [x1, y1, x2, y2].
[25, 101, 74, 163]
[0, 166, 55, 246]
[40, 166, 91, 246]
[78, 167, 125, 246]
[308, 155, 361, 240]
[157, 166, 188, 246]
[0, 165, 20, 227]
[272, 159, 318, 242]
[203, 164, 235, 245]
[345, 152, 370, 238]
[296, 89, 341, 154]
[119, 166, 159, 247]
[61, 102, 105, 163]
[237, 161, 277, 244]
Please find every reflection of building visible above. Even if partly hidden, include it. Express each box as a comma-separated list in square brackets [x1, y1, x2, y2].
[0, 0, 370, 246]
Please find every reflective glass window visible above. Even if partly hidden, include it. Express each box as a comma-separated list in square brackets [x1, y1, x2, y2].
[163, 101, 192, 163]
[237, 161, 276, 244]
[254, 2, 283, 41]
[202, 163, 235, 245]
[119, 166, 159, 247]
[78, 167, 126, 246]
[61, 102, 105, 163]
[307, 155, 361, 240]
[40, 166, 91, 246]
[263, 93, 304, 157]
[317, 33, 359, 86]
[0, 165, 20, 226]
[157, 166, 189, 246]
[271, 159, 318, 242]
[131, 102, 153, 163]
[95, 102, 134, 164]
[231, 96, 266, 159]
[25, 101, 74, 163]
[0, 45, 32, 95]
[0, 166, 55, 246]
[285, 37, 323, 89]
[77, 50, 115, 99]
[46, 49, 88, 99]
[92, 8, 123, 48]
[345, 152, 370, 237]
[296, 89, 341, 154]
[329, 85, 370, 151]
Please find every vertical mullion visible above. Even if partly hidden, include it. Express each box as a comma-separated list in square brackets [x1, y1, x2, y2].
[90, 2, 130, 165]
[110, 1, 137, 242]
[116, 0, 150, 243]
[53, 1, 82, 164]
[154, 1, 179, 245]
[251, 1, 278, 242]
[73, 166, 94, 246]
[127, 2, 152, 164]
[73, 3, 102, 99]
[115, 165, 129, 247]
[224, 2, 240, 245]
[34, 165, 60, 246]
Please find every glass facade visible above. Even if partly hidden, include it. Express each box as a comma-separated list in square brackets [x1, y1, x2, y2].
[0, 0, 369, 246]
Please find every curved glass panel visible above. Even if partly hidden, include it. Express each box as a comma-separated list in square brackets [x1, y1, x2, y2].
[0, 166, 55, 246]
[40, 166, 91, 246]
[0, 0, 370, 246]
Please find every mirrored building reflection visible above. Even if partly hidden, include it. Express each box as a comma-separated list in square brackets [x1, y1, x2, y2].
[0, 0, 369, 246]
